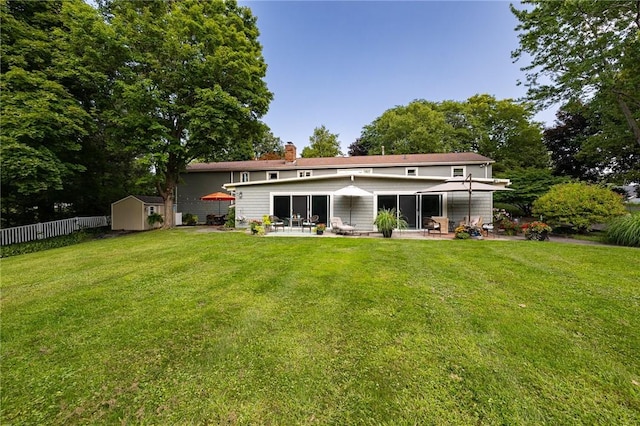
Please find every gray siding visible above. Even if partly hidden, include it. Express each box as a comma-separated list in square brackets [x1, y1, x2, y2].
[178, 172, 233, 223]
[234, 176, 493, 231]
[179, 161, 496, 227]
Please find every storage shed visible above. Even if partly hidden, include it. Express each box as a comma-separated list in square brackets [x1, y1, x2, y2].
[111, 195, 165, 231]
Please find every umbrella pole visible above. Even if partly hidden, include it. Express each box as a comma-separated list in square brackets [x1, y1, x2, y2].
[466, 174, 472, 223]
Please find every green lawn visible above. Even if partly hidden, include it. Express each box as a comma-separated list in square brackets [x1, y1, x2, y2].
[2, 229, 639, 424]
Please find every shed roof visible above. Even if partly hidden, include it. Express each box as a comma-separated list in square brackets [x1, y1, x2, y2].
[187, 152, 492, 172]
[132, 195, 164, 204]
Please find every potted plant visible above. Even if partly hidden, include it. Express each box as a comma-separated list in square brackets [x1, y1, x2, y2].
[147, 212, 164, 228]
[522, 221, 552, 241]
[316, 223, 326, 235]
[454, 225, 471, 239]
[374, 208, 408, 238]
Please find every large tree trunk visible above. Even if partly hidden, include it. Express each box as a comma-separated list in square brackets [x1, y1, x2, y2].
[158, 177, 177, 229]
[161, 190, 175, 229]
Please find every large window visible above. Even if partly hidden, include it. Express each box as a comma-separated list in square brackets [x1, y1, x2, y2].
[376, 194, 442, 230]
[273, 194, 329, 225]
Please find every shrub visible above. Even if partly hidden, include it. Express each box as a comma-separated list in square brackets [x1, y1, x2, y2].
[225, 207, 236, 227]
[183, 213, 197, 226]
[532, 182, 627, 232]
[0, 229, 104, 258]
[606, 213, 640, 247]
[147, 212, 164, 227]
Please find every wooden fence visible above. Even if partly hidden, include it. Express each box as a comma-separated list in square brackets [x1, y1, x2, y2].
[1, 216, 110, 246]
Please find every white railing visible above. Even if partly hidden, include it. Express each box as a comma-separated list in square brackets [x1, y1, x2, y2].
[1, 216, 110, 246]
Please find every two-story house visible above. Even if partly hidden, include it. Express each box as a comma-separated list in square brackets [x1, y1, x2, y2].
[177, 143, 509, 232]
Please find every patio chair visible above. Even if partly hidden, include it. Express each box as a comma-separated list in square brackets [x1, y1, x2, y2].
[330, 217, 355, 235]
[459, 216, 482, 227]
[302, 215, 319, 232]
[269, 215, 285, 232]
[422, 216, 442, 236]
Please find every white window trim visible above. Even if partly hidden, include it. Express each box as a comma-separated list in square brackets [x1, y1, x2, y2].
[148, 206, 155, 215]
[266, 171, 279, 180]
[451, 166, 466, 178]
[241, 171, 250, 182]
[298, 170, 313, 178]
[405, 167, 418, 177]
[337, 168, 373, 175]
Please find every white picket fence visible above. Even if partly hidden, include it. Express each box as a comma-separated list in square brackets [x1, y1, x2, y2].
[1, 216, 110, 246]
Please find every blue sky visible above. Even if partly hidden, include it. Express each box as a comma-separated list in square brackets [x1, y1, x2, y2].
[241, 1, 554, 153]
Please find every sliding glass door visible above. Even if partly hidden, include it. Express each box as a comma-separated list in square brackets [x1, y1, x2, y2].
[273, 195, 329, 224]
[376, 194, 443, 230]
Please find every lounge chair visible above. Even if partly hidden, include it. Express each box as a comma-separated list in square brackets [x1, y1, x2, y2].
[302, 215, 319, 232]
[330, 217, 355, 235]
[422, 216, 442, 236]
[269, 215, 285, 232]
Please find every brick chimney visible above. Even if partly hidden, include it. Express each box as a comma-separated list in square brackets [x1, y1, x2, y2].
[284, 142, 297, 163]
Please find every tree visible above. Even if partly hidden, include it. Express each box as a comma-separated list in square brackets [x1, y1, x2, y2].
[351, 96, 547, 173]
[493, 168, 568, 217]
[103, 0, 272, 228]
[357, 100, 452, 155]
[532, 182, 627, 232]
[301, 125, 342, 158]
[254, 129, 285, 160]
[462, 94, 547, 173]
[511, 1, 640, 146]
[1, 0, 96, 224]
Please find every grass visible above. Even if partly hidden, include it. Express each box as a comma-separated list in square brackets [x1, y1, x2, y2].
[1, 229, 639, 424]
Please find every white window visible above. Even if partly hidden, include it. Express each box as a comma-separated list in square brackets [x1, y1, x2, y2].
[241, 172, 250, 182]
[148, 206, 155, 215]
[452, 166, 466, 178]
[298, 170, 312, 178]
[267, 171, 279, 180]
[406, 168, 418, 177]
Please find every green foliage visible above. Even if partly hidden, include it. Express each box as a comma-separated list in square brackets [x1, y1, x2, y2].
[351, 95, 547, 172]
[182, 213, 197, 226]
[494, 168, 568, 216]
[225, 206, 236, 228]
[1, 0, 154, 226]
[301, 125, 342, 158]
[357, 100, 453, 155]
[606, 213, 640, 247]
[146, 212, 164, 227]
[102, 0, 273, 227]
[544, 101, 640, 184]
[511, 0, 640, 146]
[373, 208, 408, 237]
[0, 229, 105, 258]
[532, 182, 628, 232]
[254, 129, 285, 160]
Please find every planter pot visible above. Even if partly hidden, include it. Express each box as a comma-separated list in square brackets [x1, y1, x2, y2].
[316, 230, 324, 235]
[526, 231, 549, 241]
[381, 229, 393, 238]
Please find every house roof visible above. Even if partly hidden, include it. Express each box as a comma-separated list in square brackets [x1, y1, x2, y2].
[187, 152, 493, 172]
[223, 171, 510, 189]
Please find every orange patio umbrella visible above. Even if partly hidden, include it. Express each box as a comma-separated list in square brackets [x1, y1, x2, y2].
[200, 191, 235, 213]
